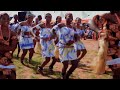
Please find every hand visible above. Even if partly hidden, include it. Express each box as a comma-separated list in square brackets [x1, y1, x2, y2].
[58, 23, 65, 28]
[4, 52, 12, 59]
[3, 69, 11, 75]
[50, 35, 55, 40]
[39, 22, 45, 28]
[43, 38, 49, 41]
[35, 37, 40, 42]
[114, 38, 118, 40]
[33, 27, 37, 30]
[71, 23, 76, 29]
[11, 36, 17, 40]
[66, 40, 74, 45]
[3, 41, 9, 46]
[0, 57, 9, 65]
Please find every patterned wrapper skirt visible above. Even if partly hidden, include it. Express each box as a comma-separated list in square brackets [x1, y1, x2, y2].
[74, 41, 86, 51]
[59, 47, 77, 62]
[19, 37, 34, 49]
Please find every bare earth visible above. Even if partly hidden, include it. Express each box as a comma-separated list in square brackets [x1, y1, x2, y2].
[13, 39, 112, 79]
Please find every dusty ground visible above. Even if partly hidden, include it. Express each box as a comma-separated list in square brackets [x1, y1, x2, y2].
[13, 39, 112, 79]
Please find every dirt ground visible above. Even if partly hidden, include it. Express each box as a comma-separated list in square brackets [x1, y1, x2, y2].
[13, 39, 112, 79]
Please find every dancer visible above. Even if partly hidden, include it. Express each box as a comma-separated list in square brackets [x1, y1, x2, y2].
[74, 17, 87, 62]
[52, 13, 79, 79]
[34, 15, 42, 54]
[18, 13, 36, 65]
[37, 13, 57, 75]
[52, 16, 62, 61]
[10, 14, 20, 57]
[89, 15, 108, 74]
[94, 28, 108, 74]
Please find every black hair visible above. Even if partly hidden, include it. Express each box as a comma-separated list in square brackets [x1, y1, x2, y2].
[96, 15, 101, 20]
[53, 16, 62, 25]
[106, 24, 109, 29]
[65, 13, 72, 19]
[45, 13, 52, 18]
[38, 15, 42, 19]
[0, 13, 9, 20]
[38, 15, 42, 17]
[14, 14, 18, 17]
[0, 55, 3, 59]
[75, 17, 81, 21]
[56, 16, 61, 21]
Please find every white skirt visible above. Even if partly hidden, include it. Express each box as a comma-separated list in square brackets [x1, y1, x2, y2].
[74, 41, 86, 51]
[40, 40, 55, 57]
[59, 47, 77, 62]
[19, 37, 34, 49]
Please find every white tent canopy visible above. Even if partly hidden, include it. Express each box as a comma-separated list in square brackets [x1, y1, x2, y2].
[0, 11, 110, 21]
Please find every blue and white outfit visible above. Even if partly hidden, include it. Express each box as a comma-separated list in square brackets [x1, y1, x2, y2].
[52, 25, 60, 47]
[40, 28, 55, 57]
[10, 23, 19, 33]
[33, 25, 41, 35]
[19, 26, 34, 49]
[58, 26, 77, 62]
[87, 30, 93, 37]
[81, 29, 85, 36]
[74, 28, 86, 51]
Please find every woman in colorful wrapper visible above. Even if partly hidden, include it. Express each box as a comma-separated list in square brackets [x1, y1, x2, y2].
[107, 13, 120, 79]
[90, 15, 108, 74]
[37, 13, 57, 75]
[94, 28, 108, 74]
[74, 17, 87, 62]
[18, 13, 36, 65]
[0, 13, 18, 79]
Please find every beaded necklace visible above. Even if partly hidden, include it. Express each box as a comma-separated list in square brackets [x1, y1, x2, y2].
[0, 25, 11, 43]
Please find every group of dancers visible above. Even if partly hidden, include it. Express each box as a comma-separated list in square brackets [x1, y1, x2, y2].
[0, 12, 88, 79]
[1, 11, 119, 79]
